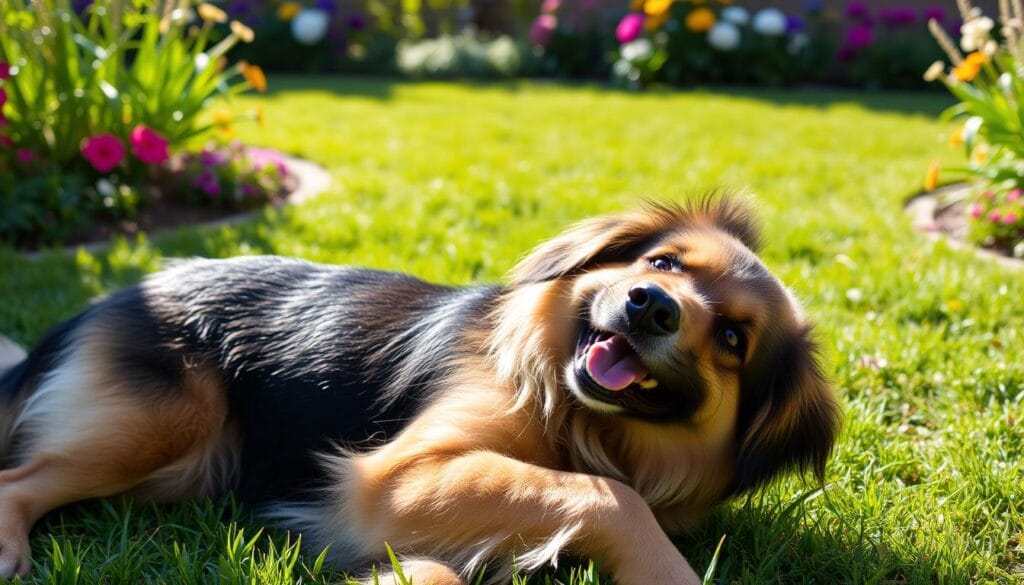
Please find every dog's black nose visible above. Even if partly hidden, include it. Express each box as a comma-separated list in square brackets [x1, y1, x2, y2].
[626, 283, 680, 336]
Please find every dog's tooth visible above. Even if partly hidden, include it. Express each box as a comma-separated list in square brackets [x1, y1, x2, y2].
[638, 378, 659, 390]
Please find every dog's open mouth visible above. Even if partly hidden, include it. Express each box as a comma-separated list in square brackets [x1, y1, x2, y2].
[577, 329, 657, 392]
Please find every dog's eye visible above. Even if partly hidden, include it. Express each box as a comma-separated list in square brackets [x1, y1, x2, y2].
[648, 255, 681, 272]
[717, 325, 747, 357]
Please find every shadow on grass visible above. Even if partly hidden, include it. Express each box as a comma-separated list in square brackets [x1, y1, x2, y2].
[262, 74, 955, 118]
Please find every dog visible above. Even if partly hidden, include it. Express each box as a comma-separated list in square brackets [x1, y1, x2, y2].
[0, 197, 839, 583]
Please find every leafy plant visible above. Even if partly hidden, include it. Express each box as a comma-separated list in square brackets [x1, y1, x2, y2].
[924, 0, 1024, 254]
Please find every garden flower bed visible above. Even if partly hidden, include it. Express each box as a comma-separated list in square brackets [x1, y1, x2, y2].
[0, 0, 293, 251]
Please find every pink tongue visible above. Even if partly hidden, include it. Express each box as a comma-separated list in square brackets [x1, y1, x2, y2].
[585, 335, 648, 391]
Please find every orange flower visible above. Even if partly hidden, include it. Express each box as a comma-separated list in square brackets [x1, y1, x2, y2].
[951, 52, 987, 82]
[240, 61, 267, 93]
[685, 7, 716, 32]
[277, 2, 301, 21]
[924, 161, 940, 192]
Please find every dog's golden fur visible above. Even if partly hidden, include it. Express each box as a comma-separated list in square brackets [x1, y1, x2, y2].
[0, 197, 839, 583]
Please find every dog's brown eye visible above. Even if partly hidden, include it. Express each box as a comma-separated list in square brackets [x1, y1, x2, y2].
[648, 255, 681, 272]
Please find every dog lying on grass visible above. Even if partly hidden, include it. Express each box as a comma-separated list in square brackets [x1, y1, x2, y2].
[0, 197, 839, 583]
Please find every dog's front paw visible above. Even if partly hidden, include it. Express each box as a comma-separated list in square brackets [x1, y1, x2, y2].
[0, 527, 31, 578]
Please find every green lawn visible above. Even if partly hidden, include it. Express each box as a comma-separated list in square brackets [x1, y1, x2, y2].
[2, 78, 1022, 584]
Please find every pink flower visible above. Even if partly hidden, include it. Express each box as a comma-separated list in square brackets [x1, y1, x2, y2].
[81, 133, 125, 172]
[1007, 189, 1021, 202]
[130, 125, 169, 165]
[16, 149, 34, 164]
[989, 211, 1002, 223]
[541, 0, 560, 14]
[1003, 213, 1019, 224]
[529, 14, 558, 47]
[969, 203, 984, 218]
[617, 13, 645, 44]
[982, 190, 994, 199]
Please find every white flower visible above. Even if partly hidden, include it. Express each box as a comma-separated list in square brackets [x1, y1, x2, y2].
[291, 8, 329, 46]
[707, 22, 741, 51]
[96, 179, 116, 198]
[612, 59, 632, 78]
[621, 38, 653, 62]
[787, 32, 809, 55]
[963, 115, 983, 144]
[960, 16, 993, 52]
[752, 8, 787, 36]
[721, 6, 749, 26]
[999, 72, 1014, 95]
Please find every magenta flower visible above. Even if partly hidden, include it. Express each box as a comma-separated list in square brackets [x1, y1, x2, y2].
[0, 87, 7, 108]
[16, 149, 34, 164]
[81, 133, 125, 172]
[845, 24, 874, 49]
[989, 211, 1002, 223]
[845, 0, 870, 20]
[0, 62, 8, 80]
[617, 13, 645, 44]
[1007, 189, 1021, 202]
[1003, 213, 1019, 224]
[130, 125, 169, 165]
[970, 203, 984, 218]
[529, 14, 558, 47]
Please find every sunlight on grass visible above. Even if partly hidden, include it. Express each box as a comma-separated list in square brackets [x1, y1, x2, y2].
[2, 79, 1021, 584]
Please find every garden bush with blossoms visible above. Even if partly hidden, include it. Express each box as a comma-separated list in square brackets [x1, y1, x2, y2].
[0, 0, 288, 248]
[529, 0, 948, 89]
[923, 0, 1024, 257]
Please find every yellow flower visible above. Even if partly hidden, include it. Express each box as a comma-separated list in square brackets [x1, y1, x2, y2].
[218, 124, 236, 140]
[644, 0, 674, 17]
[212, 109, 233, 126]
[965, 51, 989, 66]
[972, 143, 990, 163]
[945, 299, 964, 312]
[924, 161, 940, 192]
[230, 20, 255, 43]
[685, 7, 716, 32]
[949, 126, 964, 147]
[277, 2, 301, 21]
[240, 61, 267, 93]
[197, 3, 227, 23]
[253, 104, 265, 128]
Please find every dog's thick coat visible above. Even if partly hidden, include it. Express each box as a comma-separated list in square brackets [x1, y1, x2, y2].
[0, 199, 839, 583]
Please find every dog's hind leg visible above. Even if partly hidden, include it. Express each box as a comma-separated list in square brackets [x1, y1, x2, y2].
[0, 323, 233, 577]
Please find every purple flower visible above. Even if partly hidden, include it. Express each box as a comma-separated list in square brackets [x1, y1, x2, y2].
[529, 14, 558, 47]
[193, 170, 221, 197]
[199, 149, 227, 167]
[845, 24, 874, 49]
[845, 1, 870, 20]
[879, 6, 916, 27]
[787, 15, 805, 33]
[347, 14, 367, 30]
[241, 183, 262, 198]
[315, 0, 336, 12]
[229, 0, 253, 15]
[922, 5, 946, 23]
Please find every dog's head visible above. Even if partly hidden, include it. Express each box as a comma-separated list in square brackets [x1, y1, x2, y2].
[503, 197, 840, 495]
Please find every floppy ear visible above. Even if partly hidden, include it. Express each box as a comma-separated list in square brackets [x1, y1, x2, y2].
[509, 213, 662, 286]
[731, 329, 841, 494]
[509, 195, 762, 286]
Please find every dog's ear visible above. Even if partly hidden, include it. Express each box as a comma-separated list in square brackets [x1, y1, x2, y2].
[732, 328, 840, 494]
[509, 213, 660, 286]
